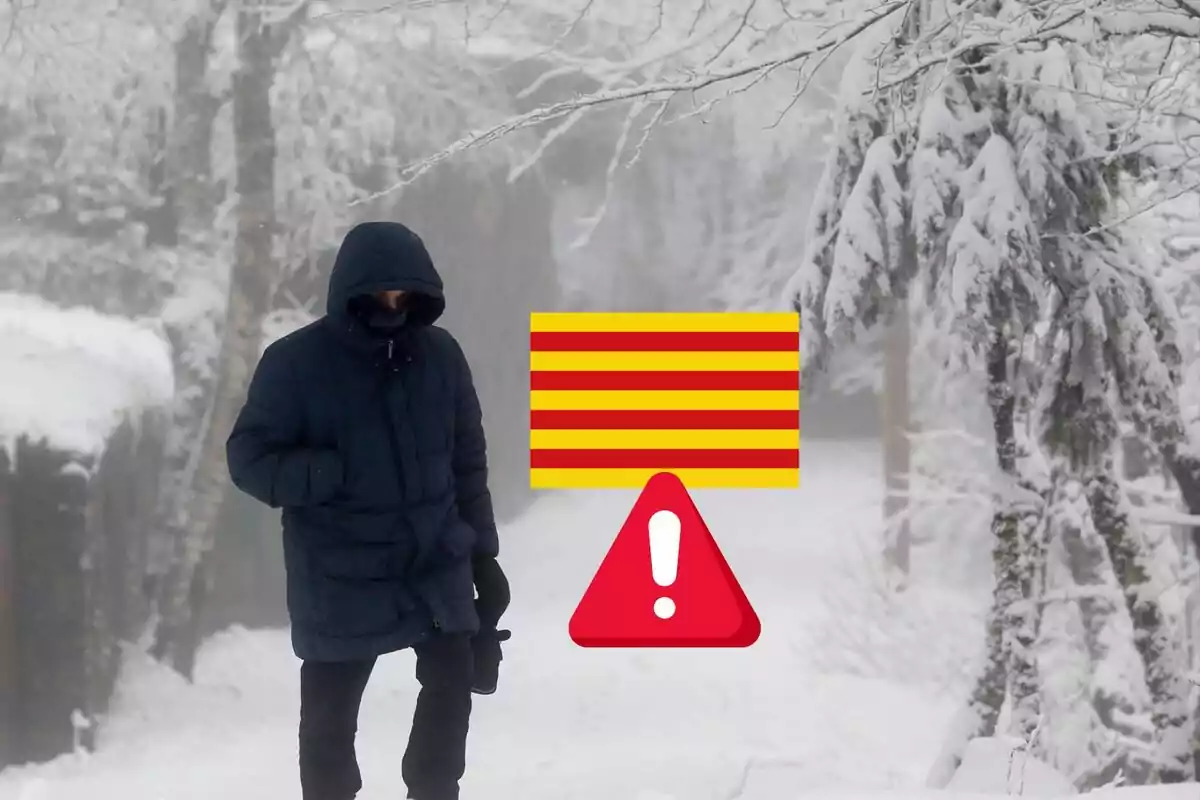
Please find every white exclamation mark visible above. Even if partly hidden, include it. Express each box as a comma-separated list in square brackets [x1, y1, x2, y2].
[649, 510, 681, 619]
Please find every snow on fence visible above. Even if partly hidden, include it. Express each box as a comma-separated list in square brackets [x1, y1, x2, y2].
[0, 293, 173, 768]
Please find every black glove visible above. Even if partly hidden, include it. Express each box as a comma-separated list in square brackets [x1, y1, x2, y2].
[471, 628, 511, 695]
[471, 557, 511, 695]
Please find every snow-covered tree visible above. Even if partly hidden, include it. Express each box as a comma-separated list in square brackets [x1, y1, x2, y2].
[781, 0, 1200, 785]
[785, 10, 1046, 777]
[150, 0, 562, 672]
[150, 0, 307, 674]
[1037, 256, 1193, 781]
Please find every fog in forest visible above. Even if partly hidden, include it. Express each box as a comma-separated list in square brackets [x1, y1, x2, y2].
[2, 1, 1199, 798]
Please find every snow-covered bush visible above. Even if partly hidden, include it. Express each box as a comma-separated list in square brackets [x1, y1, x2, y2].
[947, 736, 1078, 797]
[0, 292, 173, 766]
[0, 293, 174, 456]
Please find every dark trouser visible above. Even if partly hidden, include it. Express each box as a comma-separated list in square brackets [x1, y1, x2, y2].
[299, 633, 474, 800]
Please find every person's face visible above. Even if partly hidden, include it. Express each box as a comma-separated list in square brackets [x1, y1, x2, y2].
[377, 290, 407, 310]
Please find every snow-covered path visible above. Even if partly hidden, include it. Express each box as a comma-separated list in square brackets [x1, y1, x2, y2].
[0, 440, 984, 800]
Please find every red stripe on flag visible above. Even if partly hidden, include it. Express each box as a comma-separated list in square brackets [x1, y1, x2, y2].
[529, 410, 799, 430]
[529, 331, 798, 351]
[530, 371, 799, 391]
[529, 449, 799, 469]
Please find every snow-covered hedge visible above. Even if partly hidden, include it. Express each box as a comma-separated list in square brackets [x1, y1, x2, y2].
[0, 294, 173, 767]
[0, 292, 174, 457]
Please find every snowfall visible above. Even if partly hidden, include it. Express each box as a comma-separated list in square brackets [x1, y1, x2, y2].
[0, 440, 1195, 800]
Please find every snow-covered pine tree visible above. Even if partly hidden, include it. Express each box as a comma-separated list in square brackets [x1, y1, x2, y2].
[938, 120, 1050, 748]
[1087, 261, 1197, 780]
[1144, 187, 1200, 773]
[1013, 26, 1198, 776]
[959, 10, 1199, 784]
[791, 0, 1200, 784]
[1036, 251, 1195, 782]
[1113, 25, 1200, 769]
[1036, 263, 1191, 781]
[790, 2, 1050, 780]
[1049, 10, 1200, 778]
[1003, 22, 1196, 780]
[790, 22, 895, 377]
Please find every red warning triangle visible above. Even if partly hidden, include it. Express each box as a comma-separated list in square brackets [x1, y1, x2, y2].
[569, 472, 760, 648]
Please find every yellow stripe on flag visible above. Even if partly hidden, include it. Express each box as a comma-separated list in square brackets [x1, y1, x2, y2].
[530, 467, 800, 489]
[529, 351, 799, 372]
[530, 429, 800, 450]
[529, 390, 800, 411]
[530, 312, 799, 333]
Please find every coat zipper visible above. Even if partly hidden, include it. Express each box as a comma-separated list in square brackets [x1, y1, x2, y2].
[378, 336, 440, 630]
[377, 340, 404, 497]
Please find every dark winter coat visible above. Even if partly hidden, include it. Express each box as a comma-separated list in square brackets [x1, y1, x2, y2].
[226, 221, 498, 662]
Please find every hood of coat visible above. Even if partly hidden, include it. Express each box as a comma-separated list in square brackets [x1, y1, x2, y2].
[326, 221, 446, 327]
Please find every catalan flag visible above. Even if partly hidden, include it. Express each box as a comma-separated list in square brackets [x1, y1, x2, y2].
[529, 312, 801, 489]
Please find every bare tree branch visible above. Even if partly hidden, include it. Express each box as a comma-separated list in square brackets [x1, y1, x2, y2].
[874, 6, 1088, 95]
[352, 0, 910, 204]
[1101, 8, 1200, 37]
[1063, 177, 1200, 239]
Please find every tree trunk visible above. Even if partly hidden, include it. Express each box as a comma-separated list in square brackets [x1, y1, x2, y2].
[999, 496, 1044, 742]
[1088, 467, 1195, 782]
[1137, 385, 1200, 779]
[143, 0, 226, 249]
[147, 0, 228, 636]
[1052, 473, 1156, 786]
[882, 298, 911, 586]
[987, 329, 1043, 740]
[152, 5, 287, 677]
[142, 108, 178, 248]
[169, 0, 228, 238]
[928, 329, 1042, 785]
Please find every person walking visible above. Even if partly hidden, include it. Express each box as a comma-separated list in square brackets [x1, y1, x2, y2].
[226, 220, 511, 800]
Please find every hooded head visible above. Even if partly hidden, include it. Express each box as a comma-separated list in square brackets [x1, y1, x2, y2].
[327, 221, 446, 329]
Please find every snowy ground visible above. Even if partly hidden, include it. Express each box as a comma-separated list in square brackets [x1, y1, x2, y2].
[0, 440, 1188, 800]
